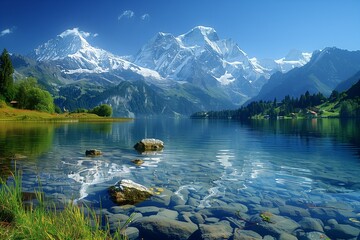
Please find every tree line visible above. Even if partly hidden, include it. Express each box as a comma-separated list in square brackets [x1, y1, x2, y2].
[191, 85, 360, 120]
[0, 48, 112, 117]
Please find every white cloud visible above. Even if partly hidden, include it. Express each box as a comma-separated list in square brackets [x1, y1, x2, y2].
[0, 28, 12, 37]
[141, 13, 150, 21]
[93, 33, 99, 37]
[118, 10, 135, 20]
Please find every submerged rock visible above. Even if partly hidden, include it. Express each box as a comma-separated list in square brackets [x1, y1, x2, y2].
[109, 179, 153, 205]
[85, 149, 102, 156]
[134, 138, 164, 152]
[134, 215, 198, 240]
[131, 159, 144, 165]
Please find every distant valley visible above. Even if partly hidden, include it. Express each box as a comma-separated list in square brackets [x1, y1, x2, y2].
[11, 26, 360, 117]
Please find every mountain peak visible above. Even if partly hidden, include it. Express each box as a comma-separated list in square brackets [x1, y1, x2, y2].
[178, 25, 219, 47]
[32, 28, 93, 61]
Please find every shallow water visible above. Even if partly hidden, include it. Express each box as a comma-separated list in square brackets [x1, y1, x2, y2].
[1, 118, 360, 238]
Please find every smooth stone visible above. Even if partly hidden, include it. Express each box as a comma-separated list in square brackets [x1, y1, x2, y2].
[187, 197, 200, 207]
[190, 212, 205, 225]
[260, 200, 274, 208]
[279, 232, 297, 240]
[174, 204, 195, 212]
[135, 206, 159, 216]
[157, 209, 179, 220]
[110, 206, 126, 214]
[205, 217, 219, 224]
[279, 205, 310, 219]
[179, 214, 194, 224]
[299, 217, 324, 232]
[199, 221, 233, 240]
[150, 188, 172, 207]
[124, 227, 139, 240]
[297, 231, 330, 240]
[233, 229, 262, 240]
[247, 213, 300, 237]
[325, 223, 360, 239]
[107, 213, 130, 224]
[199, 205, 245, 219]
[263, 235, 276, 240]
[170, 194, 186, 206]
[309, 207, 339, 220]
[133, 215, 198, 240]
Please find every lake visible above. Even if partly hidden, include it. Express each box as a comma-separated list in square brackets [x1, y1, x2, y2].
[1, 118, 360, 239]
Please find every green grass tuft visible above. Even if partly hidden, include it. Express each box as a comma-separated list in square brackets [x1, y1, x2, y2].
[0, 170, 130, 239]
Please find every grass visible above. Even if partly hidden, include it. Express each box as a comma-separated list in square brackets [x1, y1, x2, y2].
[0, 170, 131, 240]
[0, 103, 131, 122]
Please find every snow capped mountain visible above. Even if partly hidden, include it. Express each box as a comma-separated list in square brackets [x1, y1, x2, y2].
[253, 49, 312, 74]
[135, 26, 267, 86]
[30, 28, 162, 82]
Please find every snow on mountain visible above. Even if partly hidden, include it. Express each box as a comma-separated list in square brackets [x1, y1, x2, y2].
[254, 49, 312, 74]
[30, 28, 162, 81]
[134, 26, 266, 86]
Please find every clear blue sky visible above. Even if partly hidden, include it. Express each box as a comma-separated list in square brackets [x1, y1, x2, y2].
[1, 0, 359, 59]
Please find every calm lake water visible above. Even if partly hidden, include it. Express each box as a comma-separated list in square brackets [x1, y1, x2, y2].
[1, 118, 360, 238]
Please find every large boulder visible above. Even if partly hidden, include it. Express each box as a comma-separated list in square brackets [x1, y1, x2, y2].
[134, 138, 164, 152]
[109, 179, 153, 205]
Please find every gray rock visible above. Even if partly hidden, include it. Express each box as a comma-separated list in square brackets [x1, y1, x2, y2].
[174, 204, 195, 212]
[133, 215, 198, 240]
[263, 235, 276, 240]
[179, 214, 194, 224]
[205, 217, 219, 224]
[298, 217, 324, 232]
[170, 194, 186, 206]
[157, 209, 179, 219]
[247, 213, 300, 237]
[297, 231, 330, 240]
[109, 179, 153, 205]
[199, 221, 233, 240]
[190, 212, 205, 225]
[110, 206, 126, 214]
[187, 197, 200, 207]
[199, 205, 244, 219]
[135, 206, 159, 216]
[134, 138, 164, 152]
[124, 227, 139, 240]
[279, 232, 297, 240]
[233, 229, 262, 240]
[279, 205, 310, 219]
[326, 223, 360, 239]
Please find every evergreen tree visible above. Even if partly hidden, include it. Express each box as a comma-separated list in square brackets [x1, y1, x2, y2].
[0, 49, 14, 101]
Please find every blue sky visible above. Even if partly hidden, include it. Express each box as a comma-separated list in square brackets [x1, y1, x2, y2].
[1, 0, 359, 59]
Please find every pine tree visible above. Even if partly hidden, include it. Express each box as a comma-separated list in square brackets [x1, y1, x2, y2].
[0, 48, 14, 101]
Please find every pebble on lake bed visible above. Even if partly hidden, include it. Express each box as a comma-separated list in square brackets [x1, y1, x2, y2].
[131, 159, 144, 165]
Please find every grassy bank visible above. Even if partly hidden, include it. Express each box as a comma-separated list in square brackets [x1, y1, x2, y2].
[0, 171, 130, 239]
[0, 103, 131, 122]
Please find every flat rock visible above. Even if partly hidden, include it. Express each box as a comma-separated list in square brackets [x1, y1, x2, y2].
[233, 229, 262, 240]
[325, 223, 360, 239]
[85, 149, 102, 156]
[298, 217, 324, 232]
[157, 209, 179, 219]
[133, 215, 198, 240]
[279, 205, 310, 219]
[247, 213, 300, 237]
[124, 227, 139, 240]
[135, 206, 159, 216]
[199, 221, 233, 240]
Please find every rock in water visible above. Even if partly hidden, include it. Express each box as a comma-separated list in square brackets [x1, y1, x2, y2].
[85, 149, 102, 156]
[109, 179, 153, 205]
[134, 138, 164, 152]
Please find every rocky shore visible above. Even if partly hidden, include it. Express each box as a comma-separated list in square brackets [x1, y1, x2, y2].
[99, 183, 360, 240]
